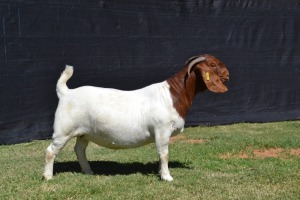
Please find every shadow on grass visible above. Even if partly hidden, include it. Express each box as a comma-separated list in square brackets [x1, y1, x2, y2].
[54, 160, 191, 176]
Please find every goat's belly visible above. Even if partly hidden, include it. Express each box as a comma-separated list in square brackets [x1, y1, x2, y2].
[83, 130, 155, 149]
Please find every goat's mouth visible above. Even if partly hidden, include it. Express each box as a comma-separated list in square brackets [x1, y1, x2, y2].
[220, 75, 229, 83]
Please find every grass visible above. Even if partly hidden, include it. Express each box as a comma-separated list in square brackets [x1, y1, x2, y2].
[0, 121, 300, 199]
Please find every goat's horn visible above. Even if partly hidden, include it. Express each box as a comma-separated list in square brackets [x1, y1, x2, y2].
[187, 56, 206, 76]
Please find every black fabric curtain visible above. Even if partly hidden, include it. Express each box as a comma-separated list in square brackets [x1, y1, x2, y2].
[1, 0, 299, 144]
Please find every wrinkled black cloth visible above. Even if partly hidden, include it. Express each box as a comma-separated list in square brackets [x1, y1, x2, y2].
[1, 0, 299, 144]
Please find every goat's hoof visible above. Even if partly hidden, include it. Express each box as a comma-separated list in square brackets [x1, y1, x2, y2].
[161, 175, 174, 182]
[43, 176, 53, 181]
[43, 174, 53, 181]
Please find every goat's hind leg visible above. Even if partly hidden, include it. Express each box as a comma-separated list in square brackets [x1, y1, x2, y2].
[74, 136, 93, 175]
[43, 135, 71, 180]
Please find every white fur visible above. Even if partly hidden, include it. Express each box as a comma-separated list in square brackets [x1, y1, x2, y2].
[43, 65, 184, 181]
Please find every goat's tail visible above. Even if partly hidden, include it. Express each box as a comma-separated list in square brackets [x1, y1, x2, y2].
[56, 65, 73, 98]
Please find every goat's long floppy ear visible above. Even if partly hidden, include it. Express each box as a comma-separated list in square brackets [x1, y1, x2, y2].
[198, 64, 228, 93]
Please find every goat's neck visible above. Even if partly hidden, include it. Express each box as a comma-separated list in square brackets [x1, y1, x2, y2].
[167, 68, 206, 119]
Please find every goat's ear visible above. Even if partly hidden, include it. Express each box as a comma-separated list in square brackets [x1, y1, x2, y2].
[198, 65, 228, 93]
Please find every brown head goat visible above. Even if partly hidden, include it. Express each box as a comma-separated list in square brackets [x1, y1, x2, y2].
[43, 54, 229, 181]
[167, 54, 229, 118]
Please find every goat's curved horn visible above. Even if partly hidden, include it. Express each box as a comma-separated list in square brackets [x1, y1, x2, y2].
[187, 56, 206, 76]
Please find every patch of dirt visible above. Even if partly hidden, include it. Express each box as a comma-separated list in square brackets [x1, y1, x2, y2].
[186, 139, 206, 144]
[220, 152, 250, 159]
[290, 148, 300, 157]
[170, 135, 186, 144]
[238, 153, 250, 159]
[253, 148, 283, 158]
[220, 148, 300, 159]
[170, 135, 205, 144]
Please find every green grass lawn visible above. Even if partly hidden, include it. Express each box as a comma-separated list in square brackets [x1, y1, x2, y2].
[0, 121, 299, 199]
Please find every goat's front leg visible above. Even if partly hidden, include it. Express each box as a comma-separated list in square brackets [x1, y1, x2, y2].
[155, 130, 173, 181]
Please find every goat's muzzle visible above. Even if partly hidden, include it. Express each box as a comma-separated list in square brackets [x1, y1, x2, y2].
[221, 74, 229, 83]
[220, 69, 230, 83]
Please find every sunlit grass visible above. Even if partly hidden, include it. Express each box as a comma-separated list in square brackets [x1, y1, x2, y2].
[0, 121, 299, 199]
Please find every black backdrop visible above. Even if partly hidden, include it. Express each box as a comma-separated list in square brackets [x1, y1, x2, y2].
[1, 0, 300, 144]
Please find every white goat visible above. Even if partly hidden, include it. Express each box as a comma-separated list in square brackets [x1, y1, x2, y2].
[43, 54, 229, 181]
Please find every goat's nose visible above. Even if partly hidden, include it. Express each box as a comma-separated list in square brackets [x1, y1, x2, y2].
[222, 73, 229, 82]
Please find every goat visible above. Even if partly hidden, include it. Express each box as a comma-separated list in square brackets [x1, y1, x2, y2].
[43, 54, 229, 181]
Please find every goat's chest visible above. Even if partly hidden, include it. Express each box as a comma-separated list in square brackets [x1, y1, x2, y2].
[169, 117, 185, 137]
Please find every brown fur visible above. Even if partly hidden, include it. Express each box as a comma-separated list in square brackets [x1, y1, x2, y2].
[167, 54, 229, 118]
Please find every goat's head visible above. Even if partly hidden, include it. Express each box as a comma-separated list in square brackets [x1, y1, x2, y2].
[186, 54, 229, 93]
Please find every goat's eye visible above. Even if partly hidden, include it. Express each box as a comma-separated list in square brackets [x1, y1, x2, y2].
[212, 64, 220, 73]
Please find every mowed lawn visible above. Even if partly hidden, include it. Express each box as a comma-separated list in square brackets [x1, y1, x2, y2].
[0, 121, 299, 199]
